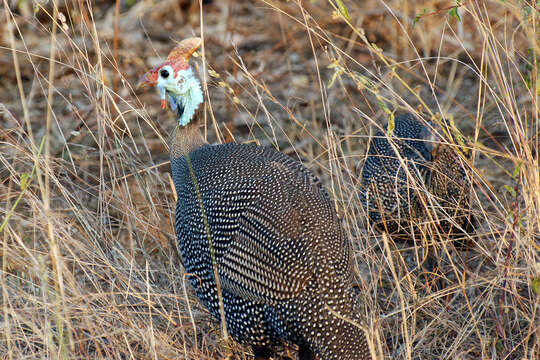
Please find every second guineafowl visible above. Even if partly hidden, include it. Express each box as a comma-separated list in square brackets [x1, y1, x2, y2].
[359, 113, 433, 234]
[359, 113, 475, 242]
[139, 37, 372, 360]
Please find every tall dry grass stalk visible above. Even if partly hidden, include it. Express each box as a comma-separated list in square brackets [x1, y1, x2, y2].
[0, 0, 537, 359]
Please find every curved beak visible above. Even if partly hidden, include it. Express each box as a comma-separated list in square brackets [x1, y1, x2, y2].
[136, 71, 158, 89]
[137, 70, 168, 110]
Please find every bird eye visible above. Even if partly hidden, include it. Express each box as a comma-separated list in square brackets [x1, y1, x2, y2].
[160, 69, 169, 78]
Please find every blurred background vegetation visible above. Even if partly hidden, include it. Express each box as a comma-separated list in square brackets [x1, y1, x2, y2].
[0, 0, 538, 359]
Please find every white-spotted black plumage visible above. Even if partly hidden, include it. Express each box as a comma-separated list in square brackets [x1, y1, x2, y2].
[359, 113, 475, 242]
[172, 143, 371, 359]
[360, 113, 433, 233]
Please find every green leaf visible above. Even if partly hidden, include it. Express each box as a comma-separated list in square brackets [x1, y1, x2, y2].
[328, 71, 339, 88]
[387, 114, 395, 137]
[512, 161, 523, 179]
[335, 0, 351, 21]
[412, 9, 427, 29]
[327, 59, 343, 88]
[504, 185, 516, 197]
[20, 172, 30, 190]
[412, 15, 420, 29]
[495, 339, 504, 352]
[532, 278, 540, 295]
[448, 5, 462, 22]
[371, 43, 382, 52]
[0, 136, 45, 234]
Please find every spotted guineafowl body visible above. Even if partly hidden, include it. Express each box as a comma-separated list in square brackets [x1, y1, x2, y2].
[429, 140, 476, 243]
[172, 143, 370, 359]
[359, 113, 475, 241]
[139, 37, 373, 360]
[360, 113, 433, 233]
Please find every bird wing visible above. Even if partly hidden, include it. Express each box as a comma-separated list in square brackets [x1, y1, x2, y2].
[218, 211, 314, 304]
[216, 165, 322, 305]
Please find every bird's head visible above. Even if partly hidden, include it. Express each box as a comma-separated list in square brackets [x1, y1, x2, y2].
[138, 37, 203, 126]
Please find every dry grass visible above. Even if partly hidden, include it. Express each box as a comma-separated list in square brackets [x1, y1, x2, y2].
[0, 0, 538, 359]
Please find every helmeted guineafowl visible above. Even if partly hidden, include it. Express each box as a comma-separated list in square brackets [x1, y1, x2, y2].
[359, 113, 475, 242]
[139, 37, 372, 360]
[359, 113, 433, 234]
